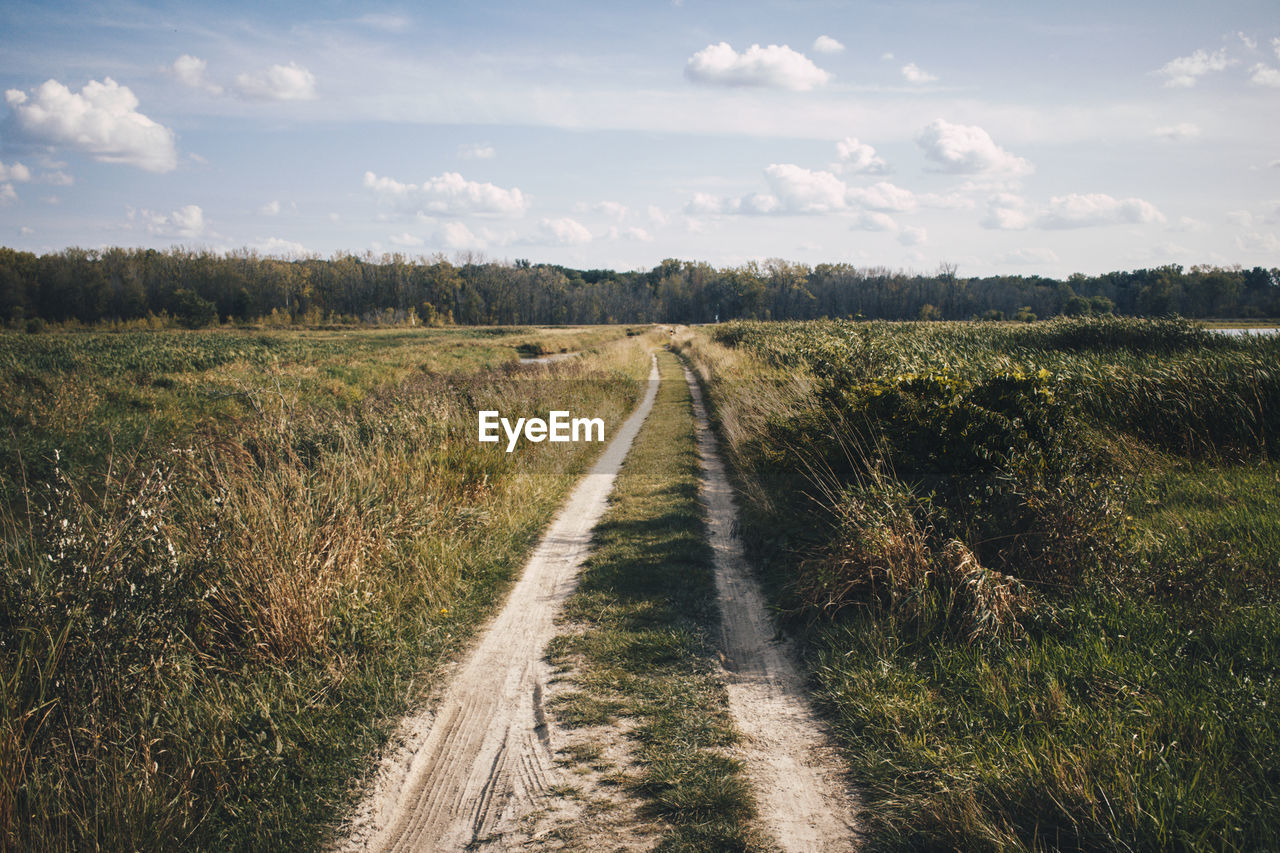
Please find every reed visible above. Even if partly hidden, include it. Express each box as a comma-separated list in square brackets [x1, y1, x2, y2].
[681, 317, 1280, 851]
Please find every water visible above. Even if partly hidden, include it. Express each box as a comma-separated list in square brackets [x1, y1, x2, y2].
[1215, 327, 1280, 336]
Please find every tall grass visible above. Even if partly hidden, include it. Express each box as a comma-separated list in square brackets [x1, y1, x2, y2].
[0, 327, 656, 850]
[679, 317, 1280, 851]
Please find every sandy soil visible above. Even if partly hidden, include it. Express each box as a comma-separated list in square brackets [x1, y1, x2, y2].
[683, 365, 863, 853]
[333, 355, 860, 852]
[333, 356, 660, 853]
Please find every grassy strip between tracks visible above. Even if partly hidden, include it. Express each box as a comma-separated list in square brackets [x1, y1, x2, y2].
[546, 348, 769, 852]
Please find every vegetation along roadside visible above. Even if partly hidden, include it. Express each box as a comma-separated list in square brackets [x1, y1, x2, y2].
[676, 316, 1280, 851]
[0, 325, 655, 851]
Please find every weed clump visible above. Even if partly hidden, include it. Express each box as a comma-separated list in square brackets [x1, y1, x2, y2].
[798, 476, 1031, 644]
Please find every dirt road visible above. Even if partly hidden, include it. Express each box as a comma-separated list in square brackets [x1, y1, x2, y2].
[684, 365, 862, 852]
[337, 355, 660, 852]
[337, 353, 859, 852]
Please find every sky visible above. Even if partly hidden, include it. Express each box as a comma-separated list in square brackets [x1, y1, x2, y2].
[1, 0, 1278, 277]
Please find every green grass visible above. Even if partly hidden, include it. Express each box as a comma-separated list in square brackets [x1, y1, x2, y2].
[0, 325, 652, 851]
[546, 349, 767, 852]
[1128, 454, 1280, 600]
[678, 318, 1280, 852]
[0, 325, 630, 502]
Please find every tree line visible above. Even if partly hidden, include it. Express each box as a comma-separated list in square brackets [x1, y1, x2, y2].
[1, 246, 1277, 328]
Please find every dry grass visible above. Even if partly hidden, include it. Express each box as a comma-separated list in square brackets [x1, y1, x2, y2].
[0, 326, 659, 850]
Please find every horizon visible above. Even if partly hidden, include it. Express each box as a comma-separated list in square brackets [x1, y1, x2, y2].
[1, 0, 1278, 277]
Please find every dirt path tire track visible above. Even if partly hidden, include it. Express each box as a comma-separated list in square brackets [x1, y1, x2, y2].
[336, 355, 660, 853]
[683, 365, 862, 853]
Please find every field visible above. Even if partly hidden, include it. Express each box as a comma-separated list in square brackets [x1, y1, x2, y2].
[4, 316, 1278, 852]
[675, 317, 1280, 850]
[0, 324, 653, 850]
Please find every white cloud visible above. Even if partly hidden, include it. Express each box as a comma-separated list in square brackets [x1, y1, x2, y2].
[1229, 202, 1280, 228]
[1238, 33, 1258, 51]
[981, 193, 1031, 230]
[683, 190, 780, 216]
[0, 184, 16, 205]
[647, 204, 669, 226]
[1274, 37, 1280, 59]
[539, 217, 593, 244]
[1237, 232, 1280, 253]
[458, 143, 496, 160]
[743, 193, 783, 214]
[1037, 193, 1165, 229]
[1168, 215, 1207, 232]
[684, 169, 925, 221]
[259, 200, 281, 215]
[1157, 48, 1232, 87]
[20, 225, 34, 236]
[901, 63, 937, 84]
[847, 210, 926, 244]
[764, 163, 846, 211]
[852, 211, 897, 231]
[1249, 63, 1280, 87]
[812, 35, 845, 54]
[363, 170, 528, 216]
[0, 162, 32, 183]
[171, 204, 205, 237]
[171, 55, 222, 95]
[998, 248, 1060, 265]
[437, 221, 481, 249]
[40, 170, 74, 186]
[685, 42, 831, 91]
[388, 232, 423, 247]
[131, 203, 207, 239]
[685, 192, 727, 215]
[916, 119, 1032, 176]
[606, 225, 653, 242]
[592, 200, 629, 220]
[834, 137, 888, 174]
[5, 78, 177, 172]
[256, 237, 311, 257]
[846, 180, 916, 213]
[234, 62, 317, 101]
[918, 192, 974, 210]
[896, 225, 926, 245]
[1154, 122, 1201, 140]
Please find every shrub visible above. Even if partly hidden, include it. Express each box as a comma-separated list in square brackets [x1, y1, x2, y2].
[171, 289, 218, 329]
[796, 476, 1031, 643]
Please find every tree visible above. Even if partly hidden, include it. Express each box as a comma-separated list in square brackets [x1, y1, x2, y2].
[171, 288, 218, 328]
